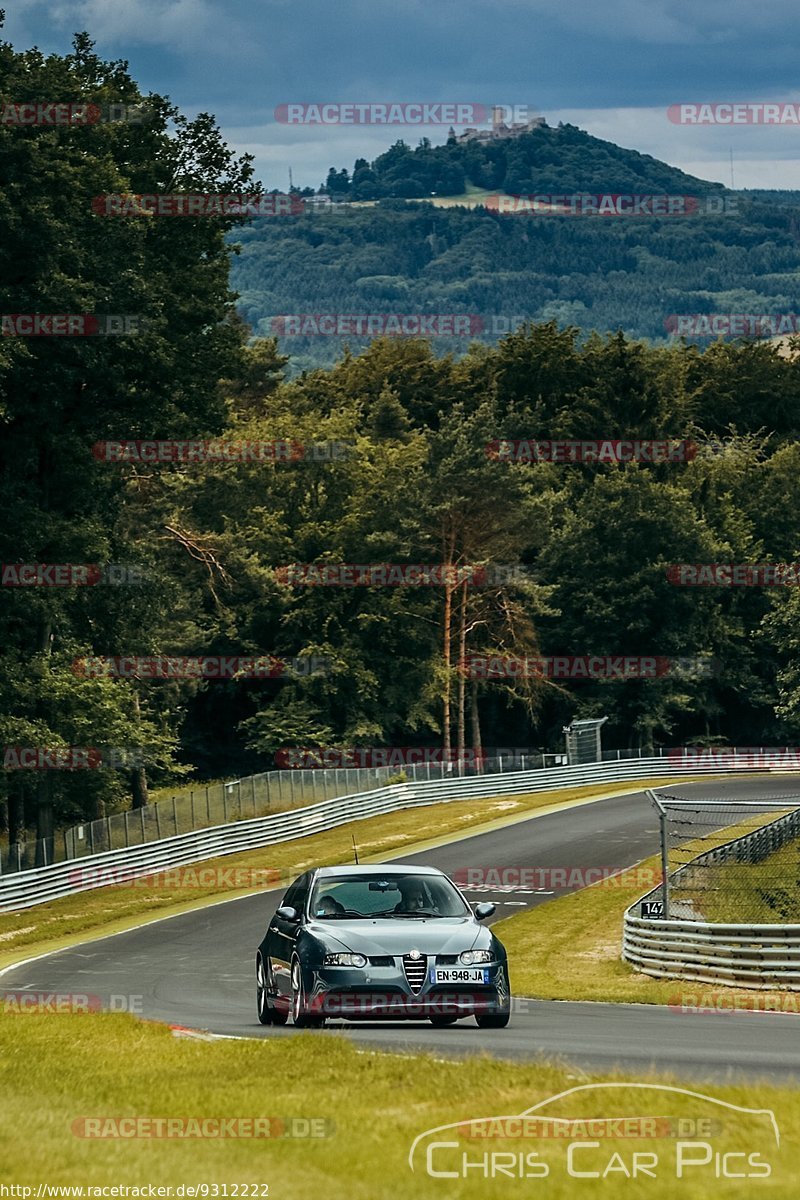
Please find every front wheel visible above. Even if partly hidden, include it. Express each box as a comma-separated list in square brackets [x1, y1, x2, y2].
[476, 1011, 510, 1029]
[256, 954, 287, 1026]
[291, 958, 325, 1029]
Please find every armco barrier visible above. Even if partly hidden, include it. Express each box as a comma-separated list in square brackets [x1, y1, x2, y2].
[624, 804, 800, 990]
[0, 753, 788, 913]
[623, 917, 800, 990]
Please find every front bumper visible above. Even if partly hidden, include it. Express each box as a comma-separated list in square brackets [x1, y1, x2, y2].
[306, 962, 510, 1020]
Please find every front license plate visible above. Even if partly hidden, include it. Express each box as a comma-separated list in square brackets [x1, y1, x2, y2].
[431, 967, 489, 984]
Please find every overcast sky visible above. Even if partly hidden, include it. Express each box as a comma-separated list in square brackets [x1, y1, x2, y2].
[6, 0, 800, 190]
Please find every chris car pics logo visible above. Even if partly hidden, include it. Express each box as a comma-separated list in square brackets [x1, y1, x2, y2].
[408, 1083, 779, 1182]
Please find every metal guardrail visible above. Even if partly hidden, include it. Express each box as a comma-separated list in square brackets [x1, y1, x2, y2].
[624, 801, 800, 990]
[623, 918, 800, 990]
[0, 752, 743, 913]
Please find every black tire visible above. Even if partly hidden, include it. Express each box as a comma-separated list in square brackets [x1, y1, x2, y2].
[256, 953, 288, 1026]
[476, 1011, 510, 1029]
[429, 1015, 459, 1026]
[291, 958, 325, 1029]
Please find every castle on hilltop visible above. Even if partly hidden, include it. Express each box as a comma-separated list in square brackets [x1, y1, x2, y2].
[457, 106, 546, 144]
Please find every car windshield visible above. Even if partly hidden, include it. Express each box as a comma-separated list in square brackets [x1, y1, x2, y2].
[308, 873, 470, 919]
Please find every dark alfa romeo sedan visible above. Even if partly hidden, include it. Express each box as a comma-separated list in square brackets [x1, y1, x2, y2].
[256, 864, 511, 1028]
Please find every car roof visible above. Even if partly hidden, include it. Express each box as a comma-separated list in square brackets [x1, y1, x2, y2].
[313, 864, 446, 879]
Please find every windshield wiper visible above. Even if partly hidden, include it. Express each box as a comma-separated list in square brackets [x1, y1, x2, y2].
[392, 910, 439, 918]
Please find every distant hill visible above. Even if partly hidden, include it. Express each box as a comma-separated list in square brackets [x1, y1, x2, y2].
[320, 121, 727, 201]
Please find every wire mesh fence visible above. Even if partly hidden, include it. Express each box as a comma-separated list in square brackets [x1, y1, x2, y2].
[649, 790, 800, 922]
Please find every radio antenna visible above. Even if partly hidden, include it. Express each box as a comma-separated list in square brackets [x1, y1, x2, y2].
[352, 833, 360, 864]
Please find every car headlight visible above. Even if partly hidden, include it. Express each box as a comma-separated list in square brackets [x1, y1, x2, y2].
[323, 953, 367, 967]
[459, 950, 493, 965]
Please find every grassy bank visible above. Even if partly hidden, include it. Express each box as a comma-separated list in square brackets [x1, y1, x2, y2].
[0, 1012, 793, 1197]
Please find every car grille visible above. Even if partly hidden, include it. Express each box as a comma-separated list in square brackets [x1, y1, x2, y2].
[402, 953, 427, 993]
[436, 954, 458, 964]
[368, 956, 394, 967]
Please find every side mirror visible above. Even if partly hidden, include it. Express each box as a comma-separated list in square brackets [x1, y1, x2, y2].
[474, 902, 496, 921]
[276, 905, 299, 922]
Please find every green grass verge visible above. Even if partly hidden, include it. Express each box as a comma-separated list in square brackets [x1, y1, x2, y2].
[495, 851, 800, 1010]
[0, 780, 672, 970]
[0, 1012, 794, 1197]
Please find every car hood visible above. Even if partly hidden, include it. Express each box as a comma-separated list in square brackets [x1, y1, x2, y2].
[307, 916, 489, 956]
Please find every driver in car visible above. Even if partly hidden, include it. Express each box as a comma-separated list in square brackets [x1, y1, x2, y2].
[394, 879, 432, 912]
[315, 894, 345, 917]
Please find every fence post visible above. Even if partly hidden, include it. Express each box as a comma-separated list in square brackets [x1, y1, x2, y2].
[124, 811, 130, 847]
[140, 807, 146, 843]
[251, 775, 257, 817]
[172, 796, 178, 836]
[191, 791, 196, 828]
[155, 806, 161, 839]
[223, 787, 228, 822]
[658, 801, 670, 919]
[206, 787, 211, 823]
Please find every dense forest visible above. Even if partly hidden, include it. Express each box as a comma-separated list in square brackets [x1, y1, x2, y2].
[4, 31, 800, 849]
[232, 195, 800, 372]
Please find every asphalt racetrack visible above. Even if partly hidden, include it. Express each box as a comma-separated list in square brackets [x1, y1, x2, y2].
[4, 777, 800, 1083]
